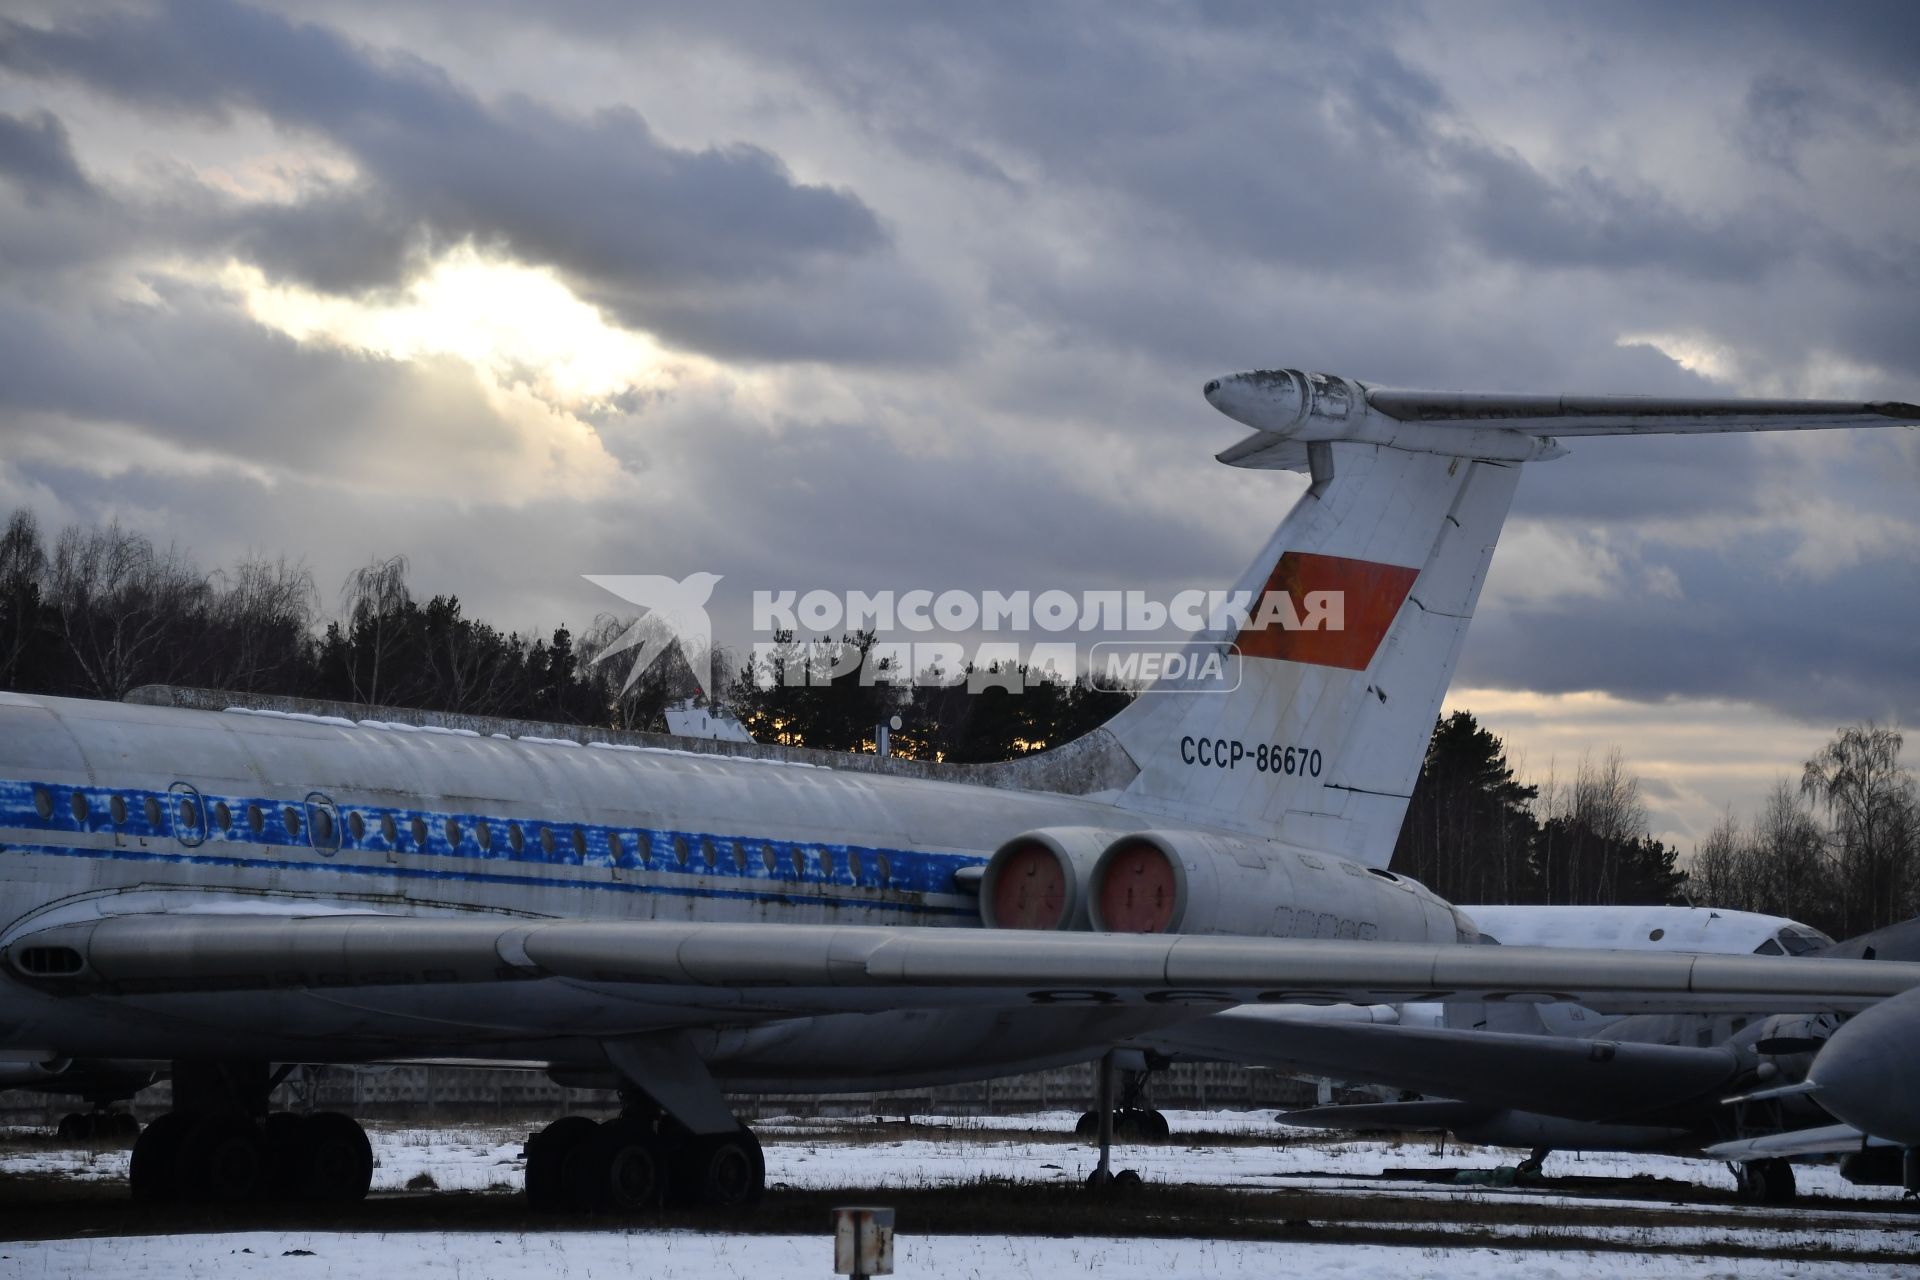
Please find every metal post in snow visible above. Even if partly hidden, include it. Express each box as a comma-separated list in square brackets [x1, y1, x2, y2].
[832, 1205, 894, 1280]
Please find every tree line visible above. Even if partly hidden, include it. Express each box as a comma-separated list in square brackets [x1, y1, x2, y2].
[1687, 725, 1919, 939]
[0, 510, 655, 725]
[0, 508, 1126, 748]
[1390, 709, 1917, 936]
[1387, 711, 1688, 908]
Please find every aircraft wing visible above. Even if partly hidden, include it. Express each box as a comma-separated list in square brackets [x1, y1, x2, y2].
[12, 913, 1920, 1020]
[1137, 1011, 1741, 1120]
[1705, 1122, 1889, 1162]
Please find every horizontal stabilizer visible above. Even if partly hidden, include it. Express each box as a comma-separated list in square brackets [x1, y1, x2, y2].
[1204, 368, 1918, 472]
[1367, 388, 1919, 436]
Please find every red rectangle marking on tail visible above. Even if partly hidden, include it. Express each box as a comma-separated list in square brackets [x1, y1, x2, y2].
[1235, 551, 1419, 671]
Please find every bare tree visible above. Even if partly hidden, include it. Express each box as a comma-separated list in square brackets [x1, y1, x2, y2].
[576, 611, 698, 730]
[339, 555, 413, 706]
[206, 555, 317, 692]
[1803, 724, 1918, 934]
[0, 509, 47, 688]
[1688, 809, 1749, 909]
[47, 522, 209, 700]
[1746, 780, 1832, 922]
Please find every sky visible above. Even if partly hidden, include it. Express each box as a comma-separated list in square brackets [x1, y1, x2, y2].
[0, 1, 1915, 853]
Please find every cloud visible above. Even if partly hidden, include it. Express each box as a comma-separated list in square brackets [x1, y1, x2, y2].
[0, 0, 1914, 845]
[0, 272, 624, 501]
[0, 108, 93, 202]
[0, 0, 956, 362]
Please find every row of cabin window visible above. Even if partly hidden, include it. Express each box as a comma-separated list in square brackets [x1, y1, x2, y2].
[29, 785, 892, 883]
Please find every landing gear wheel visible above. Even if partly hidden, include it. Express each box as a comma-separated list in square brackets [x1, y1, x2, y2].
[601, 1121, 668, 1212]
[56, 1112, 85, 1141]
[129, 1111, 191, 1203]
[177, 1112, 269, 1203]
[563, 1117, 668, 1212]
[526, 1115, 598, 1211]
[265, 1112, 314, 1199]
[1733, 1158, 1798, 1204]
[1074, 1110, 1098, 1138]
[677, 1128, 764, 1209]
[1757, 1158, 1796, 1203]
[110, 1111, 140, 1142]
[1116, 1108, 1170, 1142]
[303, 1112, 373, 1203]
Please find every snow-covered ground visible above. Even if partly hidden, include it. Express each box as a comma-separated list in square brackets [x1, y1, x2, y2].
[4, 1230, 1916, 1280]
[3, 1111, 1916, 1278]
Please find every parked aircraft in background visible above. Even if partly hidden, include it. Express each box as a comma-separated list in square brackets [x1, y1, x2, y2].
[1150, 910, 1920, 1202]
[1708, 918, 1920, 1194]
[1142, 905, 1855, 1200]
[3, 370, 1915, 1215]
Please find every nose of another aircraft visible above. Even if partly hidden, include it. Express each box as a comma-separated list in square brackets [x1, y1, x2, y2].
[1808, 984, 1920, 1146]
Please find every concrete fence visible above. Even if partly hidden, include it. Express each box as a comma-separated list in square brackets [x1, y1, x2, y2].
[4, 1060, 1317, 1125]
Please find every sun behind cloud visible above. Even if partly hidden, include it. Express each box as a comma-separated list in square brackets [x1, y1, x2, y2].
[226, 247, 714, 412]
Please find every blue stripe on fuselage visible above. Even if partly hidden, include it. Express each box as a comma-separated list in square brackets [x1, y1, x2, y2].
[0, 778, 986, 919]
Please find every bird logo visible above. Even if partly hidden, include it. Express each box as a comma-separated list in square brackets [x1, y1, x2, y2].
[583, 572, 723, 695]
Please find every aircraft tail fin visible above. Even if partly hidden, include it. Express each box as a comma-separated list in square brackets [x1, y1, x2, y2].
[1097, 369, 1914, 864]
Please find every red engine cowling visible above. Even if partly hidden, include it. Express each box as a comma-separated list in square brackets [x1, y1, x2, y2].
[1087, 829, 1470, 944]
[978, 827, 1129, 930]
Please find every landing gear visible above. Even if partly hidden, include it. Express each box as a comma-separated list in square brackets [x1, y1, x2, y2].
[127, 1060, 372, 1205]
[525, 1106, 765, 1213]
[1731, 1157, 1798, 1204]
[526, 1115, 600, 1211]
[1074, 1060, 1170, 1143]
[55, 1109, 139, 1143]
[1074, 1108, 1170, 1142]
[675, 1127, 765, 1209]
[1083, 1051, 1145, 1192]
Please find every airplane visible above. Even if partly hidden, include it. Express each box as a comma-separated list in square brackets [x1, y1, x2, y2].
[2, 369, 1916, 1215]
[1708, 918, 1920, 1194]
[1137, 904, 1856, 1202]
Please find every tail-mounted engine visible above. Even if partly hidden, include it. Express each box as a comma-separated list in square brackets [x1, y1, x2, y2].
[1086, 829, 1469, 945]
[977, 827, 1128, 930]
